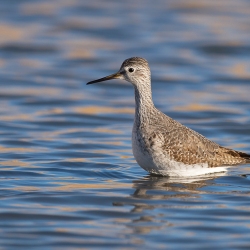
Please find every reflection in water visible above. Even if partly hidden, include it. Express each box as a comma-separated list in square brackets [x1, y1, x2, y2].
[112, 173, 228, 236]
[132, 173, 226, 199]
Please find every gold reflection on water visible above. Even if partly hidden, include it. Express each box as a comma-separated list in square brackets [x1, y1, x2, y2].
[170, 1, 213, 10]
[55, 228, 69, 233]
[36, 108, 64, 116]
[19, 58, 45, 68]
[0, 159, 30, 167]
[132, 225, 162, 235]
[114, 218, 131, 223]
[20, 2, 57, 15]
[53, 182, 132, 191]
[66, 158, 88, 163]
[0, 114, 32, 121]
[63, 38, 120, 60]
[32, 127, 125, 143]
[6, 182, 132, 193]
[0, 24, 25, 44]
[0, 146, 38, 153]
[225, 143, 248, 150]
[0, 59, 5, 67]
[182, 85, 250, 110]
[1, 87, 61, 97]
[94, 149, 131, 154]
[12, 186, 40, 191]
[74, 106, 134, 115]
[173, 103, 231, 112]
[59, 207, 78, 212]
[93, 128, 122, 134]
[120, 155, 131, 159]
[21, 1, 96, 17]
[104, 141, 123, 146]
[216, 85, 250, 100]
[67, 48, 93, 59]
[61, 16, 117, 29]
[35, 128, 83, 139]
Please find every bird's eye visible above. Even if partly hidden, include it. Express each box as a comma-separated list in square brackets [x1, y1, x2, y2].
[128, 68, 134, 73]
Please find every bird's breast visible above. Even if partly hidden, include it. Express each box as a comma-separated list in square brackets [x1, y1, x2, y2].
[132, 123, 155, 172]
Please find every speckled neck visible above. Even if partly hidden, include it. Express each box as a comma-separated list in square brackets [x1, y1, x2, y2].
[134, 80, 155, 125]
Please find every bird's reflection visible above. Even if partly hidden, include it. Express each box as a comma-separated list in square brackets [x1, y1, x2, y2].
[132, 172, 227, 199]
[113, 172, 228, 235]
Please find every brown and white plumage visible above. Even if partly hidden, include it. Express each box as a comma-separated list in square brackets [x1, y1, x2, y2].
[87, 57, 250, 176]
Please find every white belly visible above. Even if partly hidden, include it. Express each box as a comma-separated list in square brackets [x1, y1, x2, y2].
[132, 126, 227, 177]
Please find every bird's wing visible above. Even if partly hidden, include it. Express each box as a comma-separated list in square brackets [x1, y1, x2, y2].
[148, 126, 246, 167]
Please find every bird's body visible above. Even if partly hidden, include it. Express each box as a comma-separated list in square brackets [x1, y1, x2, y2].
[87, 57, 250, 176]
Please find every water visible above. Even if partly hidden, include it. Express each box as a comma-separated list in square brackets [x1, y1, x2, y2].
[0, 0, 250, 249]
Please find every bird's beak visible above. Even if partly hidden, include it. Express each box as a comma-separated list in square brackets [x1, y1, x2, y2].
[86, 72, 123, 85]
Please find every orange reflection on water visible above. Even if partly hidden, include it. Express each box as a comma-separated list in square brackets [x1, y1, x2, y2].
[65, 158, 89, 163]
[19, 58, 45, 68]
[173, 103, 238, 113]
[93, 128, 122, 135]
[0, 87, 61, 97]
[12, 186, 40, 192]
[0, 23, 25, 44]
[63, 38, 120, 60]
[35, 108, 64, 116]
[53, 182, 132, 191]
[0, 159, 31, 167]
[230, 62, 250, 78]
[5, 182, 132, 193]
[74, 106, 134, 115]
[0, 114, 32, 121]
[0, 146, 39, 153]
[20, 2, 57, 16]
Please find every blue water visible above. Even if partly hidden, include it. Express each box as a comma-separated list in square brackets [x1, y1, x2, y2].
[0, 0, 250, 249]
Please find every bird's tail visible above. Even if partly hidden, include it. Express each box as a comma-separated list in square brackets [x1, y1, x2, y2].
[238, 151, 250, 163]
[221, 147, 250, 163]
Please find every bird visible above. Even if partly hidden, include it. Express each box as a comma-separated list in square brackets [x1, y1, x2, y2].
[87, 57, 250, 176]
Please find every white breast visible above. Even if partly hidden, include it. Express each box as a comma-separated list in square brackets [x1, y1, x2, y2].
[132, 126, 155, 172]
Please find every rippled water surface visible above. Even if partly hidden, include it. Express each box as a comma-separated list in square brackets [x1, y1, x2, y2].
[0, 0, 250, 249]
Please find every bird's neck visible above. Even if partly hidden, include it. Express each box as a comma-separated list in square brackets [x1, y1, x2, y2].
[134, 83, 155, 124]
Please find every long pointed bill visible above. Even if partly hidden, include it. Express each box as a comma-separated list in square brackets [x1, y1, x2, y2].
[86, 72, 122, 85]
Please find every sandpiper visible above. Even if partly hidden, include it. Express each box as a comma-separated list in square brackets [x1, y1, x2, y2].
[87, 57, 250, 176]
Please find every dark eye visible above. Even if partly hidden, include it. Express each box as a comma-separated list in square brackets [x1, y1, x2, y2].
[128, 68, 134, 73]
